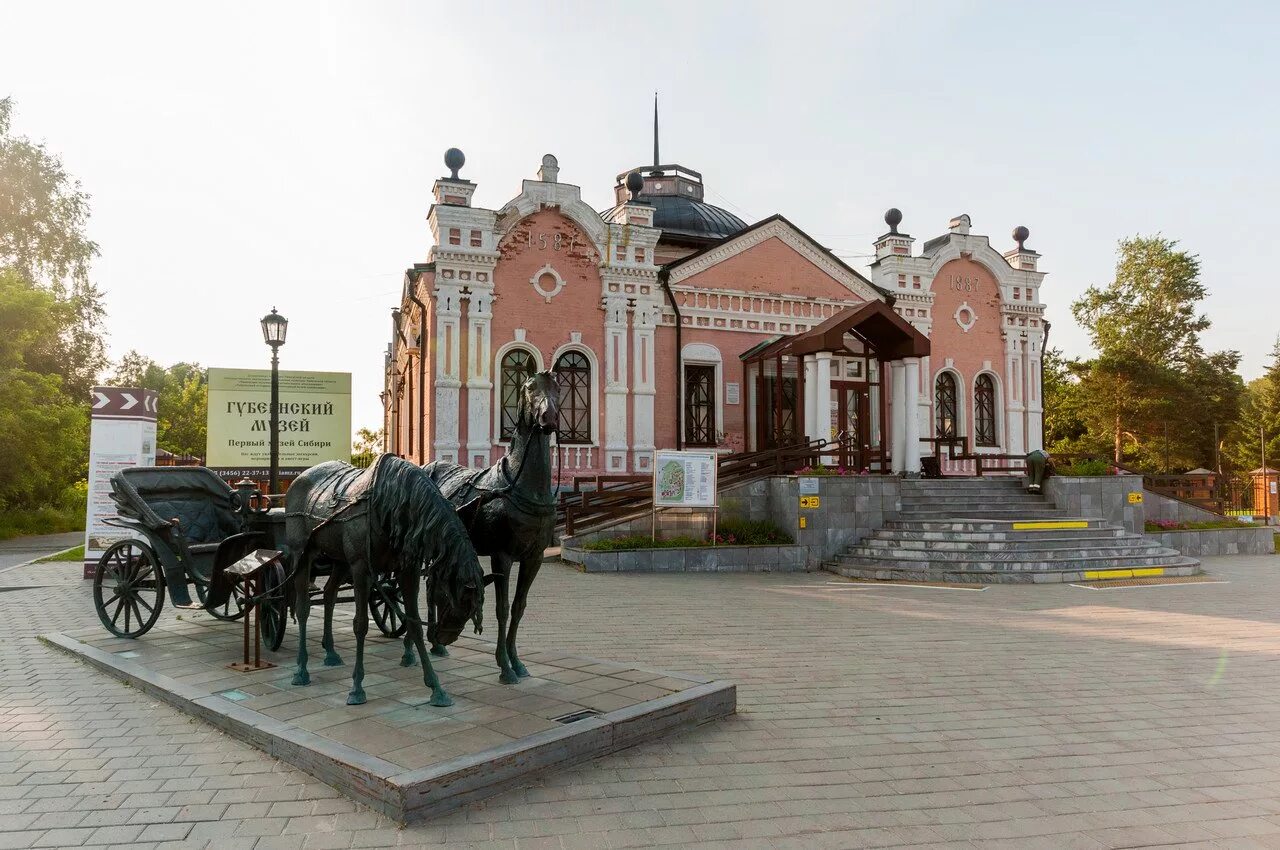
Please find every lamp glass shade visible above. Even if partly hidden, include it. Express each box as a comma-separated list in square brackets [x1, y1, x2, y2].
[261, 308, 288, 347]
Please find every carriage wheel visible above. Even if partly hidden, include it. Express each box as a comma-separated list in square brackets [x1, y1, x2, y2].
[204, 579, 247, 622]
[370, 577, 407, 638]
[260, 562, 288, 652]
[94, 540, 166, 639]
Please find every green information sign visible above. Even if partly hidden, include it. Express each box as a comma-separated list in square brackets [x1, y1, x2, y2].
[206, 367, 351, 476]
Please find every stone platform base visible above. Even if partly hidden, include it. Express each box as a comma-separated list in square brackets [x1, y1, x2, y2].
[41, 616, 734, 823]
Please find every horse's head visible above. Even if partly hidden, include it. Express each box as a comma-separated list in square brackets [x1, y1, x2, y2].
[426, 551, 486, 646]
[518, 370, 559, 434]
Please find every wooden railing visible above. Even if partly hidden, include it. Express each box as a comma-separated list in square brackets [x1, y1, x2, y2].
[920, 436, 1028, 477]
[555, 437, 841, 538]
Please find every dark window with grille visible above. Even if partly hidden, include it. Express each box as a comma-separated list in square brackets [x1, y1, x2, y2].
[935, 372, 958, 438]
[974, 374, 997, 447]
[554, 351, 591, 444]
[499, 348, 537, 441]
[683, 365, 717, 447]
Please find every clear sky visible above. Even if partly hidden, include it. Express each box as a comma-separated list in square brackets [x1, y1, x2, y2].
[4, 1, 1276, 437]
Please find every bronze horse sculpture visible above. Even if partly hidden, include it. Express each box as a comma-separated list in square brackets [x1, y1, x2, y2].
[424, 370, 558, 684]
[286, 454, 485, 706]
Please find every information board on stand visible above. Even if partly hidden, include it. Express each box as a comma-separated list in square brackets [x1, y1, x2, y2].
[84, 387, 158, 579]
[651, 450, 719, 542]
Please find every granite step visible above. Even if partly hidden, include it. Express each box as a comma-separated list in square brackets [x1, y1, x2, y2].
[825, 557, 1202, 584]
[875, 527, 1131, 543]
[894, 509, 1074, 520]
[859, 535, 1158, 552]
[837, 548, 1182, 569]
[883, 518, 1114, 533]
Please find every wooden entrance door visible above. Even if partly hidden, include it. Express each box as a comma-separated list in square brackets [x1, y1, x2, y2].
[831, 381, 868, 471]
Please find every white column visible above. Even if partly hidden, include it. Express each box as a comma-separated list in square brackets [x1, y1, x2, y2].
[464, 289, 494, 469]
[815, 351, 834, 445]
[603, 295, 630, 473]
[1004, 334, 1026, 456]
[630, 301, 658, 473]
[903, 357, 922, 474]
[433, 284, 462, 464]
[1026, 337, 1044, 451]
[889, 360, 906, 473]
[803, 355, 818, 440]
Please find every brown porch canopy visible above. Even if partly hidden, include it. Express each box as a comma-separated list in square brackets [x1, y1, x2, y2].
[740, 300, 931, 467]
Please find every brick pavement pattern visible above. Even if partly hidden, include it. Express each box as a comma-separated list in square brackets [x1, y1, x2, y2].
[3, 554, 1280, 849]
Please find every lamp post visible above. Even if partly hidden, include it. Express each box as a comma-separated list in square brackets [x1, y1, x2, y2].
[260, 307, 288, 494]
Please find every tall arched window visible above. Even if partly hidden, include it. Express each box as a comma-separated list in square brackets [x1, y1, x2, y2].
[935, 372, 958, 439]
[974, 374, 997, 447]
[498, 348, 537, 441]
[554, 351, 592, 444]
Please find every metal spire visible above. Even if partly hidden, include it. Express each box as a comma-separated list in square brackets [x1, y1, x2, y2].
[653, 91, 659, 168]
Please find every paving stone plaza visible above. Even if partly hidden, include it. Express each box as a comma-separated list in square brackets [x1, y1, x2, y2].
[4, 544, 1280, 849]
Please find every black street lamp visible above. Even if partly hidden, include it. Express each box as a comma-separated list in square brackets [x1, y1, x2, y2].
[260, 307, 288, 494]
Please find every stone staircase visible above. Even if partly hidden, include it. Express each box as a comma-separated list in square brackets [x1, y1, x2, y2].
[826, 478, 1201, 583]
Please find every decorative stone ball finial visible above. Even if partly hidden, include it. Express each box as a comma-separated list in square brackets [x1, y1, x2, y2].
[1013, 225, 1030, 250]
[444, 147, 465, 180]
[625, 171, 645, 201]
[884, 208, 903, 235]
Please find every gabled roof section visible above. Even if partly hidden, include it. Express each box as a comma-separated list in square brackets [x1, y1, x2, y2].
[741, 300, 930, 362]
[664, 214, 891, 303]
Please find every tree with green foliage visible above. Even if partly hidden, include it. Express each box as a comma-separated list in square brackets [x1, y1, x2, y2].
[0, 269, 89, 509]
[1224, 338, 1280, 474]
[1060, 235, 1243, 471]
[108, 352, 208, 458]
[0, 97, 107, 400]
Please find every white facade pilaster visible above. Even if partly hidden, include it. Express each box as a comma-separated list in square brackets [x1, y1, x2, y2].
[1003, 334, 1026, 456]
[464, 288, 494, 468]
[1026, 333, 1044, 451]
[890, 360, 906, 473]
[630, 300, 659, 473]
[903, 357, 922, 474]
[603, 294, 630, 473]
[432, 283, 463, 464]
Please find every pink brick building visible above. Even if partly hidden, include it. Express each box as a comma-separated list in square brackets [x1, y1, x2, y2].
[383, 148, 1047, 479]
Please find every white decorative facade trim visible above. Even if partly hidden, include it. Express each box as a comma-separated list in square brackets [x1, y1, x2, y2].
[530, 263, 566, 302]
[954, 302, 976, 333]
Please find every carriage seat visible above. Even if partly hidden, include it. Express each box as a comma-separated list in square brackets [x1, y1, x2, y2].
[152, 497, 243, 550]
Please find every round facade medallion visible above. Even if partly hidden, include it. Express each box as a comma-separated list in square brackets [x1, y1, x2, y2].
[954, 302, 976, 333]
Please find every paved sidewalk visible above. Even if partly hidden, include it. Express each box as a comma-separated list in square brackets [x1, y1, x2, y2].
[0, 531, 81, 572]
[3, 554, 1280, 848]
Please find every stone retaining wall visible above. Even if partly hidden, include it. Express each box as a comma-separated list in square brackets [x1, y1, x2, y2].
[562, 544, 808, 573]
[1044, 474, 1145, 534]
[1145, 526, 1276, 557]
[1143, 490, 1227, 524]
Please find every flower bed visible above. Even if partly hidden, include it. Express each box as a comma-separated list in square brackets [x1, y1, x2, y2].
[1145, 519, 1251, 532]
[565, 519, 803, 573]
[580, 518, 792, 551]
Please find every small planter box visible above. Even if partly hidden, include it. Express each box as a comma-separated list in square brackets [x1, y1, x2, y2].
[1145, 526, 1276, 557]
[562, 544, 809, 574]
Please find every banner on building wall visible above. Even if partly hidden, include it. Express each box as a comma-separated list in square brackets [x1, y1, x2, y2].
[206, 368, 351, 479]
[84, 387, 158, 579]
[653, 450, 718, 508]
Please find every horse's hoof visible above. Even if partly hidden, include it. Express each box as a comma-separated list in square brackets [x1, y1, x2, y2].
[399, 652, 415, 668]
[429, 690, 454, 708]
[429, 645, 449, 658]
[346, 690, 366, 706]
[512, 660, 530, 678]
[292, 671, 311, 686]
[499, 668, 520, 685]
[323, 653, 343, 667]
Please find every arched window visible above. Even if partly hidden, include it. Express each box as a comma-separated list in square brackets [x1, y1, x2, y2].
[498, 348, 537, 441]
[974, 374, 997, 447]
[554, 351, 592, 444]
[935, 372, 958, 439]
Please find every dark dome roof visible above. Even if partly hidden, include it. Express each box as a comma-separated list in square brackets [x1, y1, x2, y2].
[603, 193, 747, 243]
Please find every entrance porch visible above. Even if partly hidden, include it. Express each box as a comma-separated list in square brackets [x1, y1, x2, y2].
[741, 301, 931, 474]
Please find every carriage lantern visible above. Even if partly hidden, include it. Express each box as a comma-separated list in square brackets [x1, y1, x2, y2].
[260, 308, 288, 494]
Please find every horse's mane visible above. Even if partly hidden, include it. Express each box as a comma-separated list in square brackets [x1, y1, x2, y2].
[367, 454, 484, 624]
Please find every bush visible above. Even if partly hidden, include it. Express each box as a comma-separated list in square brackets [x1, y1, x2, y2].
[1055, 458, 1113, 476]
[1146, 518, 1254, 532]
[581, 518, 793, 551]
[0, 479, 89, 541]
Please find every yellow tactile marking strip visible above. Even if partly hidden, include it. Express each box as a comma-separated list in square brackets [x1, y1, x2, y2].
[1083, 567, 1165, 580]
[1071, 575, 1225, 589]
[1011, 520, 1091, 530]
